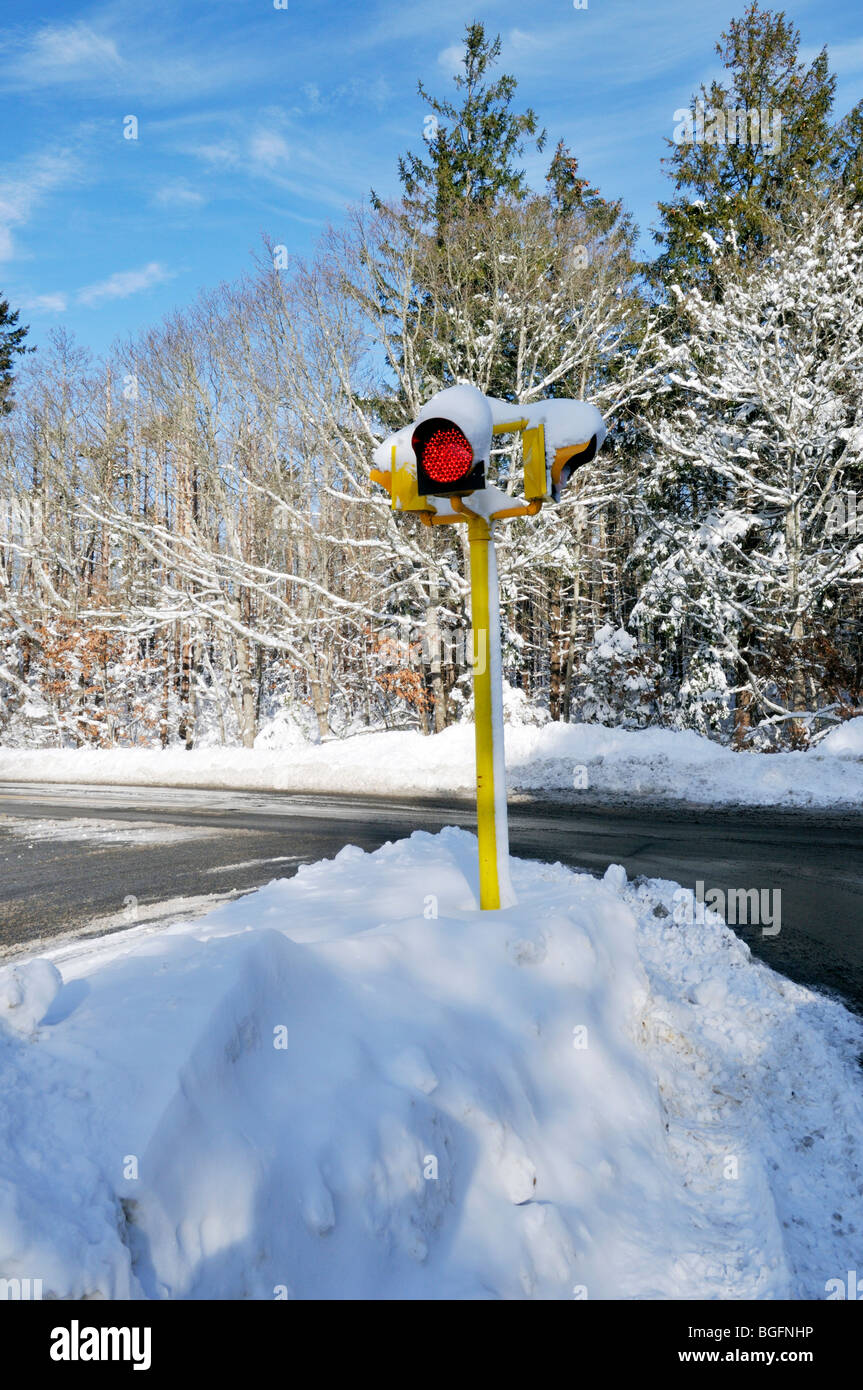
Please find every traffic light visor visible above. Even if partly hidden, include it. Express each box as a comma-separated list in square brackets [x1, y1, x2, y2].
[551, 434, 598, 499]
[412, 418, 474, 486]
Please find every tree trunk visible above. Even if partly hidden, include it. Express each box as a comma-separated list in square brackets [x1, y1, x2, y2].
[549, 581, 564, 721]
[562, 577, 580, 723]
[426, 578, 447, 733]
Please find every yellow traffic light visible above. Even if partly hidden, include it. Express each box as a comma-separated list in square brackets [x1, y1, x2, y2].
[390, 441, 430, 512]
[370, 388, 607, 913]
[487, 397, 605, 503]
[522, 425, 547, 501]
[370, 430, 429, 511]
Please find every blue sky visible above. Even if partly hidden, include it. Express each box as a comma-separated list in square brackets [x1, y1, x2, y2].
[2, 0, 861, 360]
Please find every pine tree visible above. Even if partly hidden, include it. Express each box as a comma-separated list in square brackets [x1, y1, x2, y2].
[363, 22, 548, 429]
[0, 296, 30, 413]
[395, 22, 546, 232]
[653, 4, 837, 287]
[546, 140, 621, 235]
[832, 99, 863, 206]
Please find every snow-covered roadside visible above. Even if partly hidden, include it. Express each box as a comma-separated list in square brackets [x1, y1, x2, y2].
[1, 828, 861, 1300]
[1, 716, 862, 809]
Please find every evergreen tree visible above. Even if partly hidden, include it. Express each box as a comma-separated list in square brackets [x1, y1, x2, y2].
[0, 296, 30, 413]
[395, 22, 546, 232]
[832, 99, 863, 206]
[653, 4, 837, 287]
[546, 140, 620, 234]
[363, 22, 548, 428]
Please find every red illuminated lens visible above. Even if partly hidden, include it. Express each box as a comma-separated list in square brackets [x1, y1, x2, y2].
[414, 423, 473, 483]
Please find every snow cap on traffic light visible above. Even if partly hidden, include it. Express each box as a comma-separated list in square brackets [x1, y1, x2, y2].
[540, 399, 606, 501]
[486, 396, 607, 501]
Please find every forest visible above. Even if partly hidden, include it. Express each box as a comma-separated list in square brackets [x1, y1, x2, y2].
[1, 4, 861, 751]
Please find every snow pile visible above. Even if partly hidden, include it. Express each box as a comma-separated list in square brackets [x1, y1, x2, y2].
[1, 829, 861, 1300]
[1, 717, 862, 807]
[819, 716, 863, 758]
[0, 959, 62, 1035]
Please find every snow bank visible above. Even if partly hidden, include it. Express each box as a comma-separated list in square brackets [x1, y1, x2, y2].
[0, 959, 62, 1035]
[819, 716, 863, 758]
[1, 718, 862, 807]
[1, 830, 861, 1299]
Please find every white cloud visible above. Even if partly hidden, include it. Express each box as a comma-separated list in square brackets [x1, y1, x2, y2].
[345, 75, 389, 111]
[13, 23, 121, 83]
[508, 28, 544, 50]
[0, 18, 270, 101]
[298, 76, 390, 114]
[249, 129, 290, 168]
[77, 262, 173, 308]
[154, 181, 205, 209]
[437, 44, 464, 76]
[0, 150, 81, 262]
[193, 140, 241, 167]
[178, 104, 377, 211]
[21, 292, 68, 313]
[187, 123, 292, 179]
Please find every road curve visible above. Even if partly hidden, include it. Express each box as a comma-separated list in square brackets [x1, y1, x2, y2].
[1, 783, 861, 1013]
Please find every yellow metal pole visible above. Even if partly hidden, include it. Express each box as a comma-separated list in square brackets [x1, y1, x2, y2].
[467, 513, 501, 909]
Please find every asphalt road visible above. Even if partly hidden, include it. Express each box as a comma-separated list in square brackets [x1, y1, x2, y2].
[1, 782, 862, 1012]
